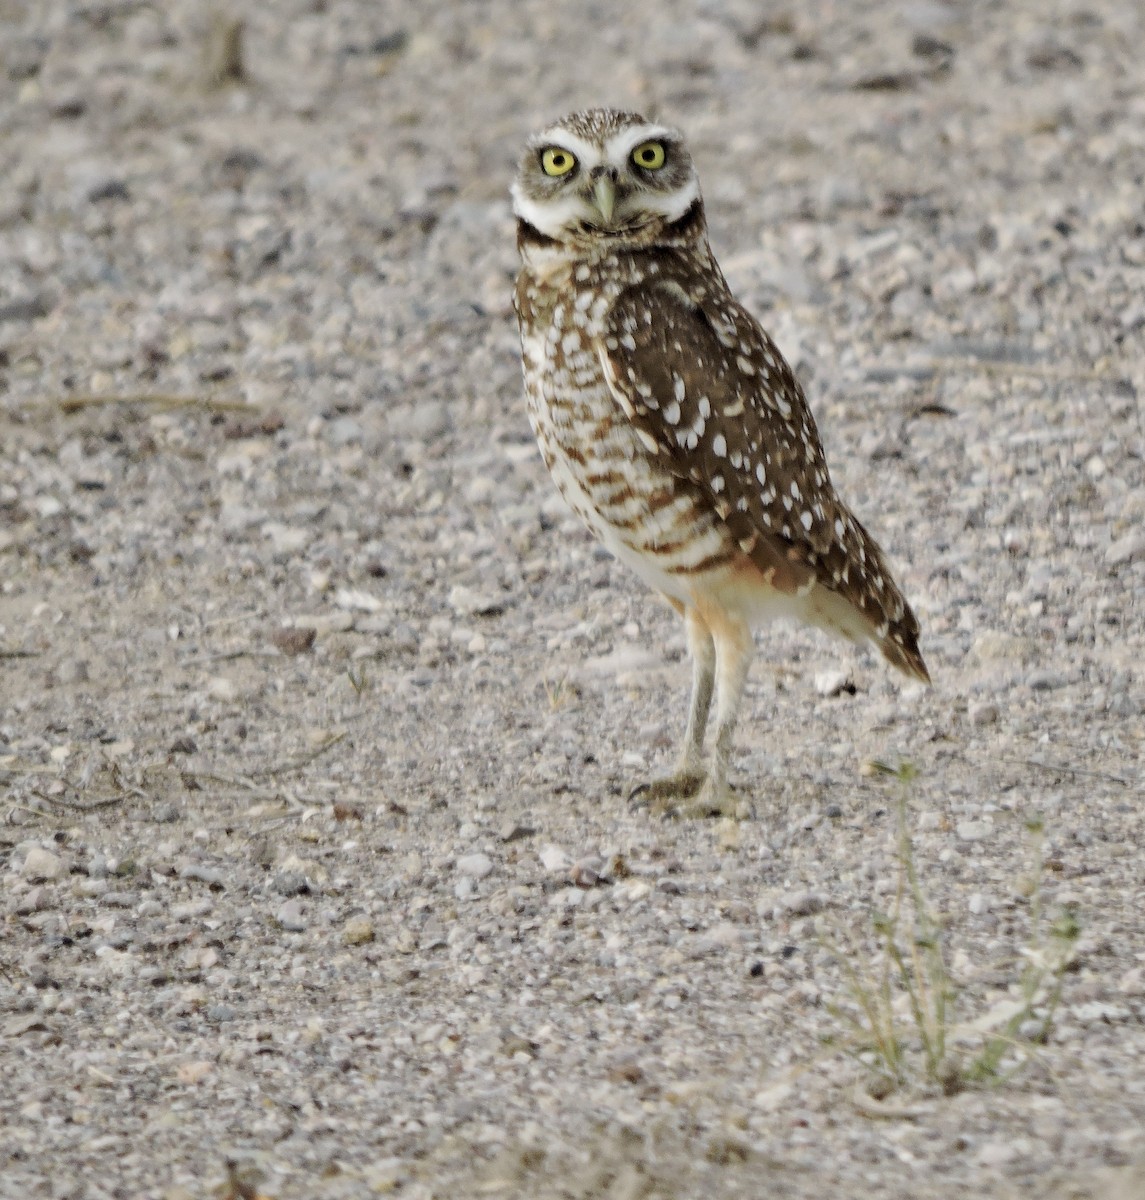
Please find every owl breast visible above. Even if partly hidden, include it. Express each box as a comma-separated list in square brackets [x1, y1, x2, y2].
[516, 268, 737, 606]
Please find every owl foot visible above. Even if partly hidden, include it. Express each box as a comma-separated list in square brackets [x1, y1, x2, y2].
[630, 772, 747, 819]
[629, 771, 704, 812]
[689, 779, 751, 821]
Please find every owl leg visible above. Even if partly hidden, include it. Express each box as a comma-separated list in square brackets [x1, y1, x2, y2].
[641, 610, 753, 819]
[679, 606, 715, 775]
[628, 604, 712, 813]
[691, 613, 754, 819]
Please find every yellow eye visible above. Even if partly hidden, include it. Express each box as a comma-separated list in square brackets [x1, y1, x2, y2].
[541, 147, 577, 177]
[632, 141, 666, 170]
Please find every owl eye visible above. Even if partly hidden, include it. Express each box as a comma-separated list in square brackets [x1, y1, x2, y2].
[540, 147, 577, 177]
[632, 141, 666, 170]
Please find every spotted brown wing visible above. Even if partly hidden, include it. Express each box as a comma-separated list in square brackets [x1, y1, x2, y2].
[596, 278, 928, 679]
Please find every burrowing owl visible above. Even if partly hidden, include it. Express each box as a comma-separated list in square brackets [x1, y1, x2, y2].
[512, 109, 929, 817]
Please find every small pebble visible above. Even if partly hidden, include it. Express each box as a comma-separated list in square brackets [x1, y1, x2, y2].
[570, 856, 604, 887]
[781, 891, 825, 917]
[276, 900, 307, 932]
[500, 820, 536, 843]
[14, 886, 49, 915]
[456, 853, 493, 879]
[342, 916, 375, 945]
[539, 845, 571, 872]
[1106, 532, 1145, 566]
[271, 626, 317, 655]
[178, 863, 226, 888]
[813, 669, 855, 698]
[21, 847, 63, 882]
[273, 870, 310, 897]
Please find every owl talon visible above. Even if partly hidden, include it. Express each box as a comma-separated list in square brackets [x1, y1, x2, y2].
[630, 772, 750, 819]
[629, 772, 705, 812]
[689, 781, 751, 821]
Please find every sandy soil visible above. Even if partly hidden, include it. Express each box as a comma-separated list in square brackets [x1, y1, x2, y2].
[1, 1, 1143, 1197]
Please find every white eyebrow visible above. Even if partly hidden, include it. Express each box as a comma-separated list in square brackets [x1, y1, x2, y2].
[529, 129, 605, 165]
[603, 125, 681, 163]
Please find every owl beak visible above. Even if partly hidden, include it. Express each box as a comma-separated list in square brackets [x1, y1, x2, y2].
[592, 175, 617, 226]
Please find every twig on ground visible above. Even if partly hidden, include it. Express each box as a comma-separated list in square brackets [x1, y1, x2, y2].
[56, 392, 251, 414]
[847, 1085, 930, 1121]
[247, 731, 348, 779]
[181, 768, 310, 814]
[999, 756, 1131, 788]
[30, 788, 130, 811]
[5, 802, 52, 821]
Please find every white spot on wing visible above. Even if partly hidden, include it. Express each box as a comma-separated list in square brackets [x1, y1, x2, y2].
[636, 429, 660, 455]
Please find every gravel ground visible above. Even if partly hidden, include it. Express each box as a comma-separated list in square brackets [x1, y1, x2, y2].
[2, 1, 1144, 1197]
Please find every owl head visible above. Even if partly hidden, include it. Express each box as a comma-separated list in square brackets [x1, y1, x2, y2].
[512, 108, 701, 248]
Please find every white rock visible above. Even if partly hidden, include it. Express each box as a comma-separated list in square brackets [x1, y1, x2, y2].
[1106, 531, 1145, 566]
[94, 946, 135, 976]
[335, 587, 384, 613]
[289, 612, 354, 635]
[539, 845, 572, 872]
[977, 1141, 1018, 1167]
[814, 668, 853, 698]
[365, 1158, 409, 1192]
[456, 852, 493, 879]
[968, 632, 1036, 663]
[21, 847, 63, 882]
[692, 922, 744, 954]
[448, 585, 504, 616]
[207, 676, 238, 702]
[781, 891, 825, 916]
[579, 646, 662, 681]
[262, 522, 311, 554]
[276, 899, 306, 932]
[218, 503, 264, 532]
[753, 1080, 794, 1111]
[34, 495, 63, 518]
[1073, 1001, 1131, 1024]
[957, 820, 992, 841]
